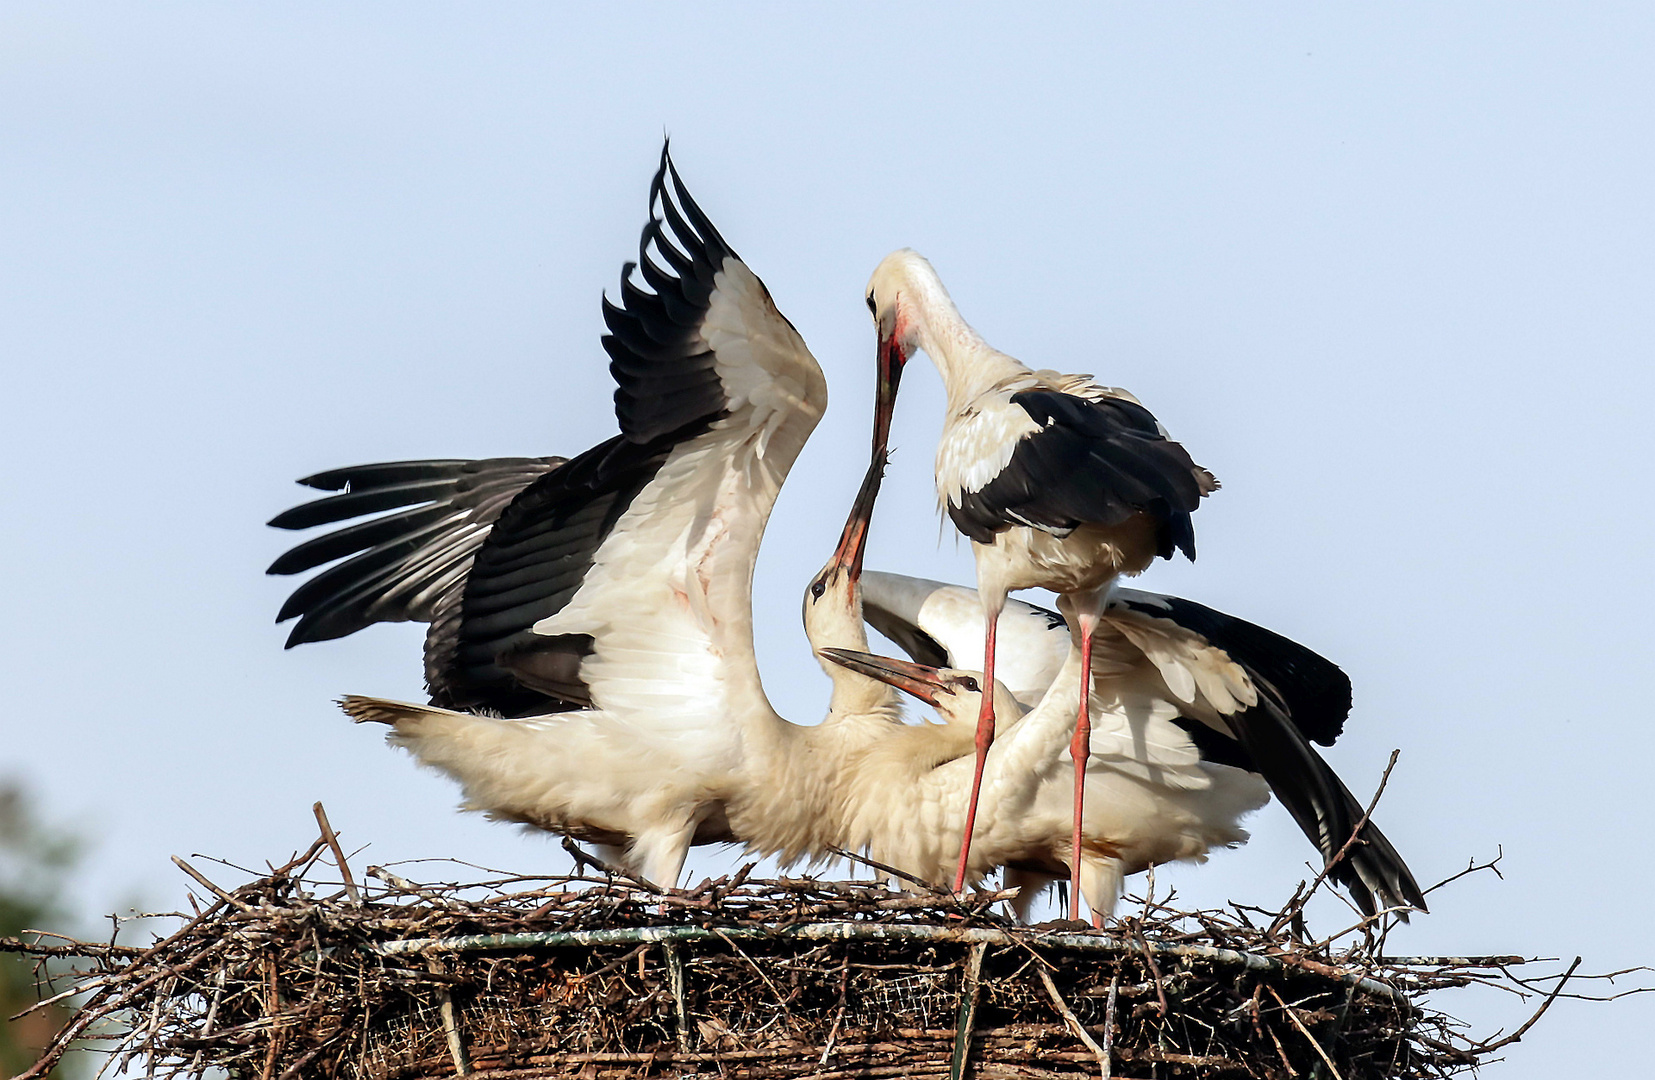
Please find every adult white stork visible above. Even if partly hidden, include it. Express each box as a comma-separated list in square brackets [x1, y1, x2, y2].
[866, 249, 1218, 911]
[269, 145, 834, 887]
[856, 571, 1429, 919]
[822, 646, 1269, 922]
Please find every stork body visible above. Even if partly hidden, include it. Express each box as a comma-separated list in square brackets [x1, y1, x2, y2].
[867, 250, 1216, 913]
[859, 571, 1428, 918]
[272, 148, 834, 887]
[825, 648, 1268, 920]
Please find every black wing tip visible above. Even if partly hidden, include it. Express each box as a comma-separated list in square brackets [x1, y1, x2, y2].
[1340, 858, 1429, 920]
[652, 141, 737, 268]
[602, 142, 735, 444]
[1330, 810, 1429, 918]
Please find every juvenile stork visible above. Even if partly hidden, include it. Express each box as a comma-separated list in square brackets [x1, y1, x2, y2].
[857, 571, 1428, 919]
[866, 250, 1218, 911]
[823, 646, 1269, 922]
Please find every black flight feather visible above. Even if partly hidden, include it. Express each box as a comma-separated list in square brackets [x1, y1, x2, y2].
[1114, 595, 1352, 747]
[269, 457, 565, 647]
[605, 144, 737, 444]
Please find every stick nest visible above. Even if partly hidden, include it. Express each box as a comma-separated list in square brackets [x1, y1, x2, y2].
[3, 822, 1610, 1080]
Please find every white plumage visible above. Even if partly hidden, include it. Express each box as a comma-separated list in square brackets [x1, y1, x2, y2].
[866, 249, 1216, 914]
[859, 571, 1428, 918]
[822, 641, 1269, 921]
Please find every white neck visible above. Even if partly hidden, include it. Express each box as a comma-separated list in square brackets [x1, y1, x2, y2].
[883, 252, 1027, 409]
[725, 571, 903, 864]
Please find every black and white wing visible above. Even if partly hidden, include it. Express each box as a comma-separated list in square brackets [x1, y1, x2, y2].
[1104, 594, 1424, 915]
[269, 457, 564, 647]
[270, 144, 826, 733]
[940, 389, 1213, 560]
[1109, 591, 1349, 747]
[859, 571, 1426, 916]
[431, 144, 825, 740]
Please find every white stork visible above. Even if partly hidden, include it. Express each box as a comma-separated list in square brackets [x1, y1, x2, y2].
[866, 249, 1218, 912]
[822, 646, 1269, 923]
[270, 145, 835, 886]
[856, 571, 1429, 919]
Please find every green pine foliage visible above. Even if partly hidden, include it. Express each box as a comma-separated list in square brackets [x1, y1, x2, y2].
[1, 781, 84, 1079]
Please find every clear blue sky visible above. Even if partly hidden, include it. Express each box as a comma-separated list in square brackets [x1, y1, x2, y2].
[3, 4, 1652, 1073]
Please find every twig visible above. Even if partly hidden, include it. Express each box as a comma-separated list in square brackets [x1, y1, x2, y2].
[559, 836, 662, 892]
[827, 846, 950, 894]
[1270, 986, 1343, 1080]
[1102, 975, 1117, 1080]
[662, 942, 691, 1054]
[1474, 956, 1583, 1053]
[430, 958, 472, 1074]
[312, 802, 361, 904]
[171, 856, 253, 913]
[1037, 966, 1109, 1079]
[187, 966, 227, 1075]
[949, 942, 987, 1080]
[1129, 918, 1169, 1017]
[1423, 847, 1504, 896]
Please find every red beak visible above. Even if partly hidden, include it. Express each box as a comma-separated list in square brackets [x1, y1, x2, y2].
[818, 647, 947, 707]
[826, 455, 883, 584]
[872, 326, 906, 461]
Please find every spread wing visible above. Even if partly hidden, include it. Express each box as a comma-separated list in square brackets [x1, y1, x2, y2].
[860, 571, 1425, 915]
[432, 145, 825, 739]
[269, 144, 826, 734]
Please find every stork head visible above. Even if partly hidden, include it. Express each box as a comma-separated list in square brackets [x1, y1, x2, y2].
[818, 648, 1024, 731]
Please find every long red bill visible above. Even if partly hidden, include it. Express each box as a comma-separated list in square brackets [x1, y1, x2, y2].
[871, 329, 906, 461]
[818, 647, 945, 706]
[827, 455, 884, 584]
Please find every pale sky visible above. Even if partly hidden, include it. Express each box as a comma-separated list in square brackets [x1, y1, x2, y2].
[3, 4, 1653, 1073]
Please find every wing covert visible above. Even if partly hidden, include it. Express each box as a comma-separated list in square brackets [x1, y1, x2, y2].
[947, 390, 1208, 560]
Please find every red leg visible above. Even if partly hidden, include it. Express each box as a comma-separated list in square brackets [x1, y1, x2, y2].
[953, 600, 1000, 894]
[1069, 612, 1097, 921]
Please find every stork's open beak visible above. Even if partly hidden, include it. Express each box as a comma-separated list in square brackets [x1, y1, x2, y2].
[826, 456, 883, 584]
[872, 323, 906, 461]
[818, 647, 945, 706]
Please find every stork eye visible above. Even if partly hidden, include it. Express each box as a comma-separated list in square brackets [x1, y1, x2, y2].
[865, 292, 877, 315]
[810, 580, 826, 599]
[960, 677, 980, 693]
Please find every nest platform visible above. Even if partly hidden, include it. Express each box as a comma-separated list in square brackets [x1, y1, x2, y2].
[5, 820, 1593, 1080]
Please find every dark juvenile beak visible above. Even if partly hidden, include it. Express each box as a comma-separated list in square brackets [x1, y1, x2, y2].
[827, 456, 884, 584]
[872, 323, 906, 461]
[819, 647, 946, 706]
